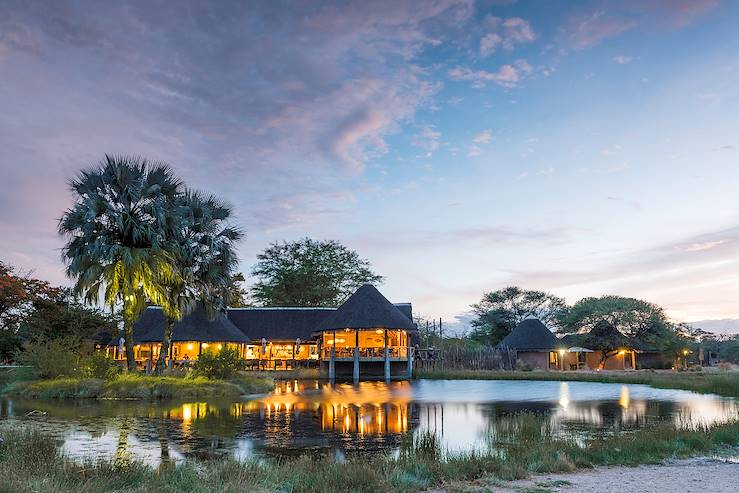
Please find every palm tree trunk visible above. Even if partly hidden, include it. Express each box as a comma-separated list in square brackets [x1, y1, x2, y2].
[155, 317, 174, 375]
[124, 319, 136, 372]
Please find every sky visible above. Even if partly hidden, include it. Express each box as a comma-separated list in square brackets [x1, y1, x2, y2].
[2, 0, 739, 334]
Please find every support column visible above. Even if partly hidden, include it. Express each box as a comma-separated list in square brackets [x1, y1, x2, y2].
[353, 330, 360, 382]
[384, 328, 390, 381]
[328, 347, 335, 381]
[407, 346, 414, 379]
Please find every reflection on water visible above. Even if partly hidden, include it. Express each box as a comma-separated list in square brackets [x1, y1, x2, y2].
[1, 379, 736, 466]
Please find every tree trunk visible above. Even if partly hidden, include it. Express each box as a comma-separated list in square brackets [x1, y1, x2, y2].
[155, 317, 174, 375]
[124, 319, 136, 372]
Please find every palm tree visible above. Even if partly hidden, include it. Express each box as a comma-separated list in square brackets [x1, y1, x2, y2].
[59, 155, 183, 371]
[155, 190, 243, 374]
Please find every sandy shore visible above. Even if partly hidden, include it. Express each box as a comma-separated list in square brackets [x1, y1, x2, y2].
[431, 456, 739, 493]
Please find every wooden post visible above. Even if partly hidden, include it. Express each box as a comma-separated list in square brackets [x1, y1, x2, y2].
[198, 342, 202, 357]
[631, 351, 635, 370]
[353, 329, 360, 382]
[384, 328, 390, 381]
[407, 345, 413, 379]
[328, 330, 336, 381]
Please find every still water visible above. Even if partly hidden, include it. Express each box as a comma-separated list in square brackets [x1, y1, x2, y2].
[1, 379, 737, 466]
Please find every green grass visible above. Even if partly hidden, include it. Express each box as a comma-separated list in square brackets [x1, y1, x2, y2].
[415, 369, 739, 398]
[6, 373, 274, 400]
[1, 415, 737, 493]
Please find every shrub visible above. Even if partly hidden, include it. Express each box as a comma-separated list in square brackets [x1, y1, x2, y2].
[80, 352, 121, 379]
[192, 346, 245, 379]
[15, 336, 80, 379]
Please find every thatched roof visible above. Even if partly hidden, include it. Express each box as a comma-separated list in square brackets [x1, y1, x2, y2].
[317, 284, 416, 332]
[132, 305, 249, 344]
[498, 318, 561, 351]
[228, 308, 334, 342]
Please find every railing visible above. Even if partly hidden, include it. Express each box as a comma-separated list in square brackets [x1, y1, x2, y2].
[320, 347, 408, 360]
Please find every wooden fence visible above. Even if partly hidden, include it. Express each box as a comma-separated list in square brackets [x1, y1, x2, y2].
[415, 346, 516, 371]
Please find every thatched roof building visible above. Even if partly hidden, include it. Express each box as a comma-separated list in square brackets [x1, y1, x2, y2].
[498, 318, 561, 351]
[132, 305, 249, 344]
[317, 284, 417, 332]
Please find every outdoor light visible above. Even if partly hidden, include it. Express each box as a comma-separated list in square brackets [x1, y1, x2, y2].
[202, 343, 209, 348]
[217, 344, 222, 350]
[558, 349, 566, 356]
[187, 343, 194, 351]
[375, 329, 383, 334]
[618, 350, 626, 356]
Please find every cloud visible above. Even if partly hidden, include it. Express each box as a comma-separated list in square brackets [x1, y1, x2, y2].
[559, 1, 720, 51]
[684, 240, 728, 252]
[449, 59, 533, 88]
[412, 124, 442, 155]
[479, 16, 535, 57]
[472, 129, 493, 144]
[561, 9, 637, 50]
[613, 55, 632, 64]
[0, 0, 470, 282]
[467, 146, 482, 157]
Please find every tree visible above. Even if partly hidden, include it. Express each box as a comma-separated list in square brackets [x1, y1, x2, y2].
[226, 273, 251, 308]
[251, 238, 383, 306]
[155, 191, 242, 374]
[470, 287, 567, 346]
[557, 295, 670, 345]
[59, 155, 182, 371]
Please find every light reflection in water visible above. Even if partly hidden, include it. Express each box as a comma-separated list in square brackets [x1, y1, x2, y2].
[0, 379, 736, 466]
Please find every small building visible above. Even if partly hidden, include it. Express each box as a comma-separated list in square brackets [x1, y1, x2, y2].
[315, 284, 417, 379]
[558, 321, 637, 370]
[498, 318, 566, 370]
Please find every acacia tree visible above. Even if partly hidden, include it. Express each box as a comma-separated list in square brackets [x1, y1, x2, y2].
[59, 156, 182, 371]
[557, 295, 670, 343]
[155, 191, 242, 374]
[251, 238, 383, 307]
[470, 287, 567, 346]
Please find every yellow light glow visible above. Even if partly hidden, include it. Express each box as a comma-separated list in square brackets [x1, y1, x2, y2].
[375, 329, 383, 334]
[217, 344, 222, 350]
[683, 349, 689, 355]
[618, 350, 626, 356]
[202, 343, 209, 348]
[558, 349, 566, 356]
[187, 343, 194, 351]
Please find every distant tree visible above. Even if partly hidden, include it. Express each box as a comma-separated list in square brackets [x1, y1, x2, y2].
[470, 287, 567, 346]
[251, 238, 383, 307]
[226, 273, 251, 308]
[557, 295, 670, 344]
[17, 288, 118, 342]
[58, 155, 182, 371]
[156, 191, 242, 374]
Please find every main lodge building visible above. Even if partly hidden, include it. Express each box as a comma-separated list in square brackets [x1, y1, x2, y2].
[104, 284, 418, 378]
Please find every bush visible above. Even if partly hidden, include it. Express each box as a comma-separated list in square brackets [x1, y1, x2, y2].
[15, 336, 80, 379]
[80, 352, 120, 379]
[192, 346, 245, 379]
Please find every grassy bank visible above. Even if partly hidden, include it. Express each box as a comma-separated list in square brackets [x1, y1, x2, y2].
[1, 415, 737, 493]
[4, 373, 274, 400]
[415, 369, 739, 398]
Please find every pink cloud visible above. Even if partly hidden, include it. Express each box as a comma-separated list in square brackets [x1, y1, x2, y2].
[479, 16, 536, 57]
[449, 60, 533, 88]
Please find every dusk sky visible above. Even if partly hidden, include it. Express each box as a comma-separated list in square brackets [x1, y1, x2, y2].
[2, 0, 739, 333]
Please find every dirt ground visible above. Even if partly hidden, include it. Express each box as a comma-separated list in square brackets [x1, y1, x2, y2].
[431, 456, 739, 493]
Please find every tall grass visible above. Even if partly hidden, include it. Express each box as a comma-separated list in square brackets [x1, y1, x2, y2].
[7, 373, 274, 400]
[415, 369, 739, 398]
[1, 416, 737, 493]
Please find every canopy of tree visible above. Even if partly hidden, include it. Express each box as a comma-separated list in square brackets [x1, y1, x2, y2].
[0, 261, 117, 361]
[470, 286, 567, 346]
[250, 238, 383, 307]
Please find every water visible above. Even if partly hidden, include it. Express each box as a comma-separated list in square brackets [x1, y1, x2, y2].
[1, 379, 736, 466]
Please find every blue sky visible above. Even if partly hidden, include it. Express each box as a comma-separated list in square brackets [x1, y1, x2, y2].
[2, 0, 739, 332]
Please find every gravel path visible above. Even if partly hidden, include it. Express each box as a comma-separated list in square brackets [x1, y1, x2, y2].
[427, 456, 739, 492]
[493, 457, 739, 493]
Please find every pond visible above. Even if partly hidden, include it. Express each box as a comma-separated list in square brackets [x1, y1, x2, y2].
[1, 379, 737, 466]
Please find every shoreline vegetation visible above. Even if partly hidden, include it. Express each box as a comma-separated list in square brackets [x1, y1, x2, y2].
[0, 415, 737, 493]
[1, 372, 274, 400]
[415, 369, 739, 398]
